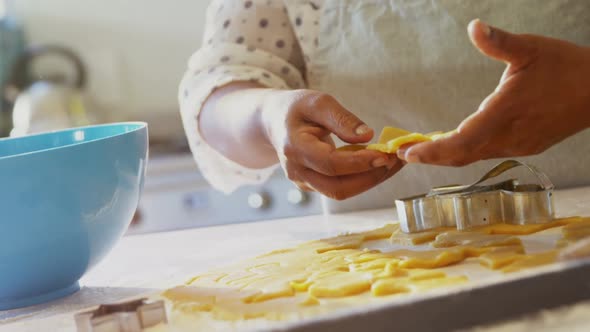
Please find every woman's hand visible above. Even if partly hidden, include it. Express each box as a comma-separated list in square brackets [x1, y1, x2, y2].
[262, 90, 401, 200]
[399, 19, 590, 166]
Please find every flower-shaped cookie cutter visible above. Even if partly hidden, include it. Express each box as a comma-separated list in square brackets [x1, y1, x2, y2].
[395, 160, 555, 233]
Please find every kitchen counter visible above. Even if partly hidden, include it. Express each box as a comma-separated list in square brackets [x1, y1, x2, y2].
[1, 186, 590, 331]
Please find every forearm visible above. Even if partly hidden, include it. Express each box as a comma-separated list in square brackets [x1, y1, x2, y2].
[199, 81, 281, 169]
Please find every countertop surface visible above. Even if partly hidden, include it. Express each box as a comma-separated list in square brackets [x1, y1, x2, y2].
[2, 186, 590, 331]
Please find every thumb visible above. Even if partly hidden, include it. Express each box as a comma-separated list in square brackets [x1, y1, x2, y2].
[303, 94, 374, 144]
[468, 19, 537, 68]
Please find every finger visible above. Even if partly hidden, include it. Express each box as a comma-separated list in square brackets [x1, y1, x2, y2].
[400, 135, 483, 166]
[319, 134, 335, 146]
[301, 93, 374, 144]
[402, 113, 490, 166]
[300, 162, 403, 200]
[404, 86, 524, 166]
[293, 181, 314, 192]
[467, 19, 537, 69]
[396, 142, 420, 161]
[291, 132, 399, 175]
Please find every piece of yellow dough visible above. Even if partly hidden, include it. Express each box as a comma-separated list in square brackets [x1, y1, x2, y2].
[501, 251, 559, 273]
[561, 218, 590, 241]
[367, 133, 432, 153]
[362, 223, 399, 241]
[336, 127, 410, 152]
[390, 225, 452, 245]
[556, 218, 590, 248]
[338, 126, 455, 154]
[478, 246, 526, 269]
[407, 275, 469, 292]
[304, 234, 365, 254]
[242, 279, 295, 303]
[308, 271, 373, 298]
[478, 217, 585, 236]
[432, 230, 522, 248]
[336, 144, 367, 152]
[370, 272, 467, 296]
[378, 127, 412, 144]
[370, 278, 411, 296]
[299, 295, 320, 306]
[482, 223, 555, 236]
[392, 248, 467, 269]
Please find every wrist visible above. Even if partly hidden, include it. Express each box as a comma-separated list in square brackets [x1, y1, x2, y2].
[259, 89, 298, 150]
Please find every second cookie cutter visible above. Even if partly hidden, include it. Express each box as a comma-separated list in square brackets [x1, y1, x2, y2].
[74, 298, 167, 332]
[395, 160, 555, 233]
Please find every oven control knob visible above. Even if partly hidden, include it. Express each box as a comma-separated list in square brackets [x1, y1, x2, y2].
[248, 192, 269, 209]
[287, 188, 307, 205]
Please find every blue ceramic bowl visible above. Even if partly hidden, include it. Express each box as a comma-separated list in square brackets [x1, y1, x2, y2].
[0, 122, 148, 310]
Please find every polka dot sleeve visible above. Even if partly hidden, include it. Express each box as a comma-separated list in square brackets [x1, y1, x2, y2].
[179, 0, 306, 194]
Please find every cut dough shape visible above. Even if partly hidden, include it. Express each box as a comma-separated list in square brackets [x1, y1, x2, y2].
[384, 133, 431, 151]
[364, 143, 389, 153]
[556, 218, 590, 248]
[390, 226, 452, 245]
[163, 285, 259, 305]
[305, 255, 349, 274]
[349, 257, 398, 273]
[308, 271, 373, 298]
[371, 272, 464, 296]
[371, 278, 411, 296]
[304, 234, 365, 254]
[392, 248, 467, 269]
[501, 251, 558, 273]
[299, 295, 320, 306]
[432, 231, 522, 248]
[366, 133, 431, 154]
[482, 223, 555, 236]
[337, 126, 455, 154]
[407, 275, 468, 292]
[407, 269, 447, 281]
[242, 278, 295, 303]
[479, 217, 585, 236]
[378, 127, 412, 144]
[344, 249, 395, 263]
[362, 223, 399, 241]
[219, 271, 259, 286]
[561, 218, 590, 241]
[186, 272, 227, 286]
[478, 246, 526, 269]
[246, 262, 282, 274]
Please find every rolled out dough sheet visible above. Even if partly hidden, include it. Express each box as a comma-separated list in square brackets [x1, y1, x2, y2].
[150, 217, 590, 331]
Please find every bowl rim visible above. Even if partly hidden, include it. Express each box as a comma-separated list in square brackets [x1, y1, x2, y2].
[0, 122, 147, 161]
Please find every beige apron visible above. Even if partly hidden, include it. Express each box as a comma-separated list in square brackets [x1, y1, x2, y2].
[290, 0, 590, 213]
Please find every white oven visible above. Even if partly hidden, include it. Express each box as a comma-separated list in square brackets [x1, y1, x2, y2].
[127, 154, 323, 234]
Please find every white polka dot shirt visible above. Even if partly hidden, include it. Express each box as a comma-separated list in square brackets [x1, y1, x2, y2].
[179, 0, 321, 193]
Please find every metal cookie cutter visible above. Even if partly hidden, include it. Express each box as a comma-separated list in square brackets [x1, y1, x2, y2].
[75, 298, 167, 332]
[396, 160, 555, 233]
